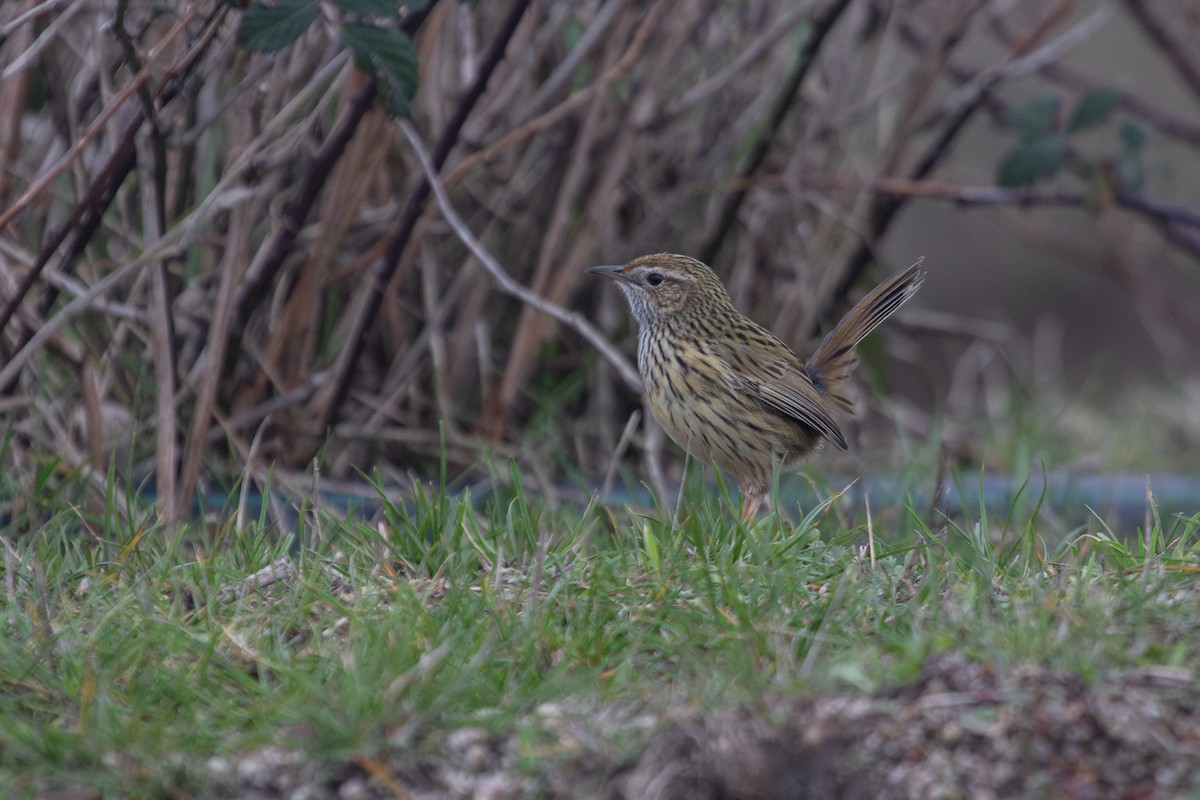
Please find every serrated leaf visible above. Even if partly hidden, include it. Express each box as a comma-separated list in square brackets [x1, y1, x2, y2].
[340, 23, 419, 118]
[332, 0, 402, 17]
[996, 135, 1067, 187]
[1120, 120, 1147, 151]
[1003, 95, 1060, 140]
[238, 0, 319, 52]
[1067, 87, 1122, 133]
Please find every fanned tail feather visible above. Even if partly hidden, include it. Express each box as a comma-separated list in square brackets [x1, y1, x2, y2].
[805, 258, 926, 415]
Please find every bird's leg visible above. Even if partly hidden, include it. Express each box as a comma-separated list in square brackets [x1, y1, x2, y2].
[739, 488, 765, 523]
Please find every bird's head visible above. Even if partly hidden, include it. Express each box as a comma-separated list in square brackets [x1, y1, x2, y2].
[587, 253, 732, 329]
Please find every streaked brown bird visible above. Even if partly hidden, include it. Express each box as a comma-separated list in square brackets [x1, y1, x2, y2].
[588, 253, 925, 522]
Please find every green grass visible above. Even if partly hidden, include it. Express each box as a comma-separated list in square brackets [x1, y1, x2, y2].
[2, 459, 1199, 797]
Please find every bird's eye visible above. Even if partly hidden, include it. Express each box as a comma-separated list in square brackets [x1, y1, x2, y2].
[646, 272, 665, 287]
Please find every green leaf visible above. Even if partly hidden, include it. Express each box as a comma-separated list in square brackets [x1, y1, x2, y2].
[238, 0, 320, 52]
[1067, 87, 1122, 133]
[996, 134, 1067, 187]
[1003, 95, 1060, 140]
[332, 0, 402, 17]
[1120, 120, 1147, 151]
[340, 23, 419, 118]
[641, 523, 660, 574]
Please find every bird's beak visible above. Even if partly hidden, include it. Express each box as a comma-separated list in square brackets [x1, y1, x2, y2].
[586, 264, 633, 284]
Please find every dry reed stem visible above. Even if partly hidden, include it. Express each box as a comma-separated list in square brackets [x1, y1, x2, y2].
[0, 5, 197, 232]
[438, 0, 668, 193]
[398, 120, 641, 392]
[490, 2, 671, 435]
[313, 0, 533, 444]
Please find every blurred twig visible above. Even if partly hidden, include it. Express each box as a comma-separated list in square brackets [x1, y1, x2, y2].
[0, 2, 226, 397]
[490, 0, 673, 435]
[399, 120, 642, 394]
[439, 0, 664, 194]
[0, 7, 199, 340]
[699, 0, 853, 264]
[1123, 0, 1200, 100]
[176, 202, 253, 523]
[820, 3, 1112, 332]
[988, 12, 1200, 146]
[0, 59, 344, 390]
[231, 77, 380, 325]
[319, 0, 532, 433]
[872, 177, 1200, 259]
[233, 1, 437, 326]
[0, 0, 84, 77]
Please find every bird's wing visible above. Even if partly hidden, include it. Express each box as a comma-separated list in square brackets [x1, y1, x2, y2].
[716, 340, 849, 451]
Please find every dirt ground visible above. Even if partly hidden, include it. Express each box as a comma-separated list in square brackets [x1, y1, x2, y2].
[211, 652, 1200, 799]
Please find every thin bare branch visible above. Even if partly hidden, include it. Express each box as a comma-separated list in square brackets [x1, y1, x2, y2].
[399, 120, 642, 394]
[700, 0, 854, 264]
[989, 12, 1200, 146]
[1123, 0, 1200, 101]
[320, 0, 533, 430]
[439, 0, 667, 193]
[0, 0, 86, 78]
[792, 174, 1200, 258]
[0, 5, 196, 232]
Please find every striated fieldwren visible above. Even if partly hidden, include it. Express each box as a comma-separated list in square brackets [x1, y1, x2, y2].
[588, 253, 925, 522]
